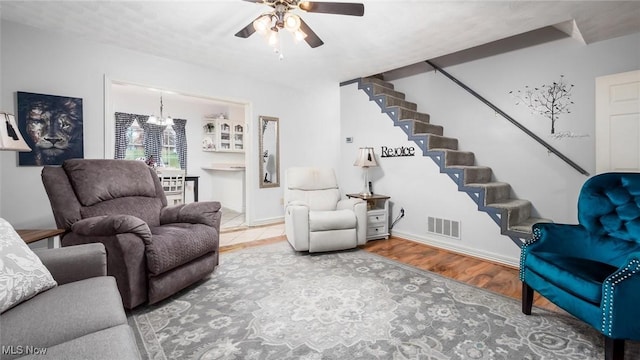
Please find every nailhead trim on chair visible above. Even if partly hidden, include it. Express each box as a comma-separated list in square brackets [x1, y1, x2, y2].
[602, 258, 640, 336]
[519, 226, 541, 281]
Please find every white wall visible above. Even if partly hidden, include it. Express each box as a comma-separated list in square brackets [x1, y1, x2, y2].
[0, 20, 340, 228]
[340, 33, 640, 266]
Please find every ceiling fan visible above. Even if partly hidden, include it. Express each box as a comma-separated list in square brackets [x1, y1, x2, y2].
[235, 0, 365, 48]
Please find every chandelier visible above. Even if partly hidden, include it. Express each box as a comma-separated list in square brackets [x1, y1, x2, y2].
[147, 95, 173, 127]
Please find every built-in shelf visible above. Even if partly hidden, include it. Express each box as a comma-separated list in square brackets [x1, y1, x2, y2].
[201, 164, 246, 172]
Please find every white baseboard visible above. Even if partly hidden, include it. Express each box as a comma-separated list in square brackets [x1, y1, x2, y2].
[390, 230, 520, 268]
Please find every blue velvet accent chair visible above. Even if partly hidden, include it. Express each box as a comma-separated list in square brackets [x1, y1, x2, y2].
[520, 172, 640, 360]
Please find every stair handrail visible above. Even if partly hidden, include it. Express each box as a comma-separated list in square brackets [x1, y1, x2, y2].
[425, 60, 589, 177]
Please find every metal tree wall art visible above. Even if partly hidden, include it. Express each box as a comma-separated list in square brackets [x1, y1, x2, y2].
[510, 75, 574, 134]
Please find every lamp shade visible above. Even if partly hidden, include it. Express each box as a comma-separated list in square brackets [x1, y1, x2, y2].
[253, 14, 272, 34]
[284, 13, 301, 32]
[0, 113, 31, 151]
[353, 147, 378, 167]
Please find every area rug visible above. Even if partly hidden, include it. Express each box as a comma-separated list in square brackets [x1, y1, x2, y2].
[128, 241, 639, 359]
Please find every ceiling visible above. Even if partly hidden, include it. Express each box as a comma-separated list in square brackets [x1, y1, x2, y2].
[2, 1, 639, 89]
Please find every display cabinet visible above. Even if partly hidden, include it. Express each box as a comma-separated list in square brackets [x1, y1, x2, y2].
[202, 116, 244, 152]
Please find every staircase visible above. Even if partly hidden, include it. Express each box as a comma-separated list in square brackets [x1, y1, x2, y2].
[357, 77, 551, 247]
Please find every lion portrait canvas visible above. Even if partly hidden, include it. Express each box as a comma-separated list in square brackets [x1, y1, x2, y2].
[17, 92, 84, 166]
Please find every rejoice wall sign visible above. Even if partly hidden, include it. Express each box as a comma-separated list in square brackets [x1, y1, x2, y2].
[380, 145, 416, 158]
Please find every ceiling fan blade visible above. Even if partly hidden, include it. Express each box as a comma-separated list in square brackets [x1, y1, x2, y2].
[298, 1, 364, 16]
[299, 18, 324, 48]
[235, 18, 258, 38]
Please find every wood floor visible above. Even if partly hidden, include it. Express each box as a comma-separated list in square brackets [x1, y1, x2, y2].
[220, 235, 561, 313]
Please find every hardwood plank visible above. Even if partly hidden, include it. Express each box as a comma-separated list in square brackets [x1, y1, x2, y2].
[219, 235, 286, 253]
[362, 237, 562, 312]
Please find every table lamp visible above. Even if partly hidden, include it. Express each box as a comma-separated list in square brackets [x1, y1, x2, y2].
[353, 147, 378, 197]
[0, 112, 31, 151]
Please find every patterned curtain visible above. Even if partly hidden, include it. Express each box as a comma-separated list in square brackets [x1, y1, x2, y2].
[114, 112, 135, 159]
[143, 122, 167, 167]
[114, 112, 187, 169]
[173, 118, 187, 170]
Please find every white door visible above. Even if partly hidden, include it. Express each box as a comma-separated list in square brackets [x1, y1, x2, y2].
[595, 70, 640, 173]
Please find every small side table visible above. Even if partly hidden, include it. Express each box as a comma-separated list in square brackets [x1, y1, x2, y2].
[185, 175, 199, 202]
[346, 193, 391, 240]
[17, 229, 65, 248]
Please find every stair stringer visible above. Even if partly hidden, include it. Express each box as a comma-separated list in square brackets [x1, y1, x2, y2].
[357, 78, 540, 247]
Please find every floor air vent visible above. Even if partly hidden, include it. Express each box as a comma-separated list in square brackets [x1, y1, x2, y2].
[427, 216, 461, 239]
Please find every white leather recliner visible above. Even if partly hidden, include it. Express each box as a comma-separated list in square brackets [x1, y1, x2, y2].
[284, 167, 367, 252]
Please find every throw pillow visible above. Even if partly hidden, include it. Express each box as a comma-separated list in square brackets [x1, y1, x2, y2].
[0, 218, 57, 313]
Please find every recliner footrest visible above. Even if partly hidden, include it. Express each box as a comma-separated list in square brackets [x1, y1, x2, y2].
[309, 210, 356, 231]
[146, 224, 218, 275]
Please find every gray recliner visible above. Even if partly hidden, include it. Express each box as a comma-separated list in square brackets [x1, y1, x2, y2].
[284, 167, 367, 252]
[42, 159, 221, 309]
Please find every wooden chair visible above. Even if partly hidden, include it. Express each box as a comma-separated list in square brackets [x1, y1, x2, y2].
[158, 168, 185, 206]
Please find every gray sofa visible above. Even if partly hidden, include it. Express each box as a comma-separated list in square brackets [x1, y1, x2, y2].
[0, 243, 141, 360]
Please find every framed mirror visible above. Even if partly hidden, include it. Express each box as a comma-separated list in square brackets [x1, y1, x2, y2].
[259, 116, 280, 188]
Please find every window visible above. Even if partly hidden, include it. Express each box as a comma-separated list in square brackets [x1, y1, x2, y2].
[124, 120, 145, 160]
[162, 126, 180, 168]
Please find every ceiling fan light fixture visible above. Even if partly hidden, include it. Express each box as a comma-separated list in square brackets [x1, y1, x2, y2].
[236, 0, 365, 49]
[253, 14, 272, 35]
[147, 115, 158, 125]
[298, 1, 311, 12]
[283, 13, 301, 32]
[268, 28, 279, 46]
[294, 29, 307, 42]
